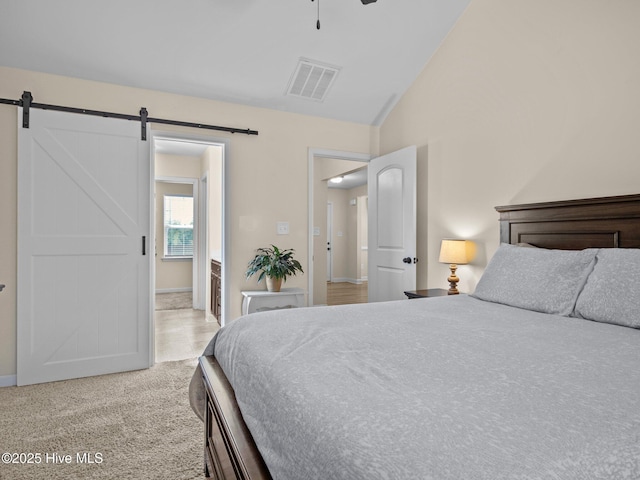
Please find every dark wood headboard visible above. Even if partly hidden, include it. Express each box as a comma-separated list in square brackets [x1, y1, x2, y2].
[496, 194, 640, 249]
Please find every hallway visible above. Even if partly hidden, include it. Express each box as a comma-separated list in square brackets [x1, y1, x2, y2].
[327, 281, 368, 306]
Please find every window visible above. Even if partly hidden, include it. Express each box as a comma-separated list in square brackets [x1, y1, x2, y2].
[164, 195, 194, 257]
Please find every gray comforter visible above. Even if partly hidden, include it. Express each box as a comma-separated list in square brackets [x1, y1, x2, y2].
[190, 295, 640, 479]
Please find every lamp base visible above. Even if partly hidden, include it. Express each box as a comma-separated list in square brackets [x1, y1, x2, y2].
[447, 264, 460, 295]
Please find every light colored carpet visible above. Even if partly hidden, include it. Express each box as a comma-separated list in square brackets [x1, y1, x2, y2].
[0, 359, 204, 480]
[156, 291, 193, 310]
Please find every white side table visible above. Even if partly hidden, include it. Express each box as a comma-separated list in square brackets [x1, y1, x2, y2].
[241, 288, 306, 315]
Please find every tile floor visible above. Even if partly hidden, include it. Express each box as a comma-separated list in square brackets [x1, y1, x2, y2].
[154, 308, 220, 363]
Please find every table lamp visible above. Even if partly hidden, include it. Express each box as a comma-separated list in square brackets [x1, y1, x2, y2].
[439, 239, 475, 295]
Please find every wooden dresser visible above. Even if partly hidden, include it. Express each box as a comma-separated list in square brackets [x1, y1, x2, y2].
[211, 259, 222, 325]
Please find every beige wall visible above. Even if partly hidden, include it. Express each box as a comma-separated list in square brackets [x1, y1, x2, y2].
[0, 81, 17, 381]
[205, 146, 223, 259]
[0, 67, 372, 377]
[154, 181, 194, 292]
[156, 153, 202, 178]
[350, 186, 368, 282]
[339, 184, 368, 283]
[379, 0, 640, 294]
[327, 188, 349, 281]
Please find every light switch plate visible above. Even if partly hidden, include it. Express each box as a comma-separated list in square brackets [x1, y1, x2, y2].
[277, 221, 290, 235]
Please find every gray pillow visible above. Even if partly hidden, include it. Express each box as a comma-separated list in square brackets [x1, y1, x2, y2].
[472, 243, 597, 316]
[574, 248, 640, 329]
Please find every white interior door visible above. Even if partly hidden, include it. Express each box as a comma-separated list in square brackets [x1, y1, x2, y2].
[17, 108, 151, 385]
[367, 146, 417, 302]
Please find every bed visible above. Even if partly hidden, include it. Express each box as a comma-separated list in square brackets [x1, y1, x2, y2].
[189, 193, 640, 480]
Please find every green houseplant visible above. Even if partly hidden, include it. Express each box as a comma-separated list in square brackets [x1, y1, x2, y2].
[246, 245, 304, 292]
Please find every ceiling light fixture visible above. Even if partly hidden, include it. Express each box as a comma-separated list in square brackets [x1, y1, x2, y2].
[310, 0, 378, 30]
[329, 176, 344, 184]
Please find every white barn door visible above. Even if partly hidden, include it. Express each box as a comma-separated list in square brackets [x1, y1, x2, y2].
[368, 146, 417, 302]
[17, 108, 151, 385]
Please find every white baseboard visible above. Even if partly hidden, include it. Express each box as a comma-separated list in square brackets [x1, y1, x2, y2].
[0, 375, 17, 387]
[330, 278, 365, 285]
[155, 288, 193, 294]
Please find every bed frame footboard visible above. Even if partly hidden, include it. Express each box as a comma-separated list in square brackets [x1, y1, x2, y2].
[199, 356, 272, 480]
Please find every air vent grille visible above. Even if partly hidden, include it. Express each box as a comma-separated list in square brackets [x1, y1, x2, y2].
[286, 59, 340, 102]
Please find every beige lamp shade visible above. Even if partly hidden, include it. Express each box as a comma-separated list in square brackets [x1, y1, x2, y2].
[438, 239, 475, 265]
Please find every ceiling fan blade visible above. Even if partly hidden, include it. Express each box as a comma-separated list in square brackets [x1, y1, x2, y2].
[361, 0, 378, 4]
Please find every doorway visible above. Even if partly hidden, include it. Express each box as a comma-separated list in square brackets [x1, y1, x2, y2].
[308, 148, 371, 306]
[151, 133, 226, 362]
[309, 146, 418, 307]
[325, 170, 369, 305]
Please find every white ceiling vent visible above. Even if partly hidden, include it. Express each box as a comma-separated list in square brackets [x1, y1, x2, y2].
[286, 58, 340, 102]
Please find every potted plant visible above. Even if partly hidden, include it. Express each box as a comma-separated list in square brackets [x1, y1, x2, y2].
[246, 245, 304, 292]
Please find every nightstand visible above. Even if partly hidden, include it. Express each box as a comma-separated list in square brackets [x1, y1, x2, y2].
[403, 288, 449, 299]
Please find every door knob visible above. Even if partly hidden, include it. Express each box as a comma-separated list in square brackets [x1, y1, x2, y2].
[402, 257, 412, 264]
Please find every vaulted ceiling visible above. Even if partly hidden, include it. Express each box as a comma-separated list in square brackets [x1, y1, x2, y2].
[0, 0, 470, 125]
